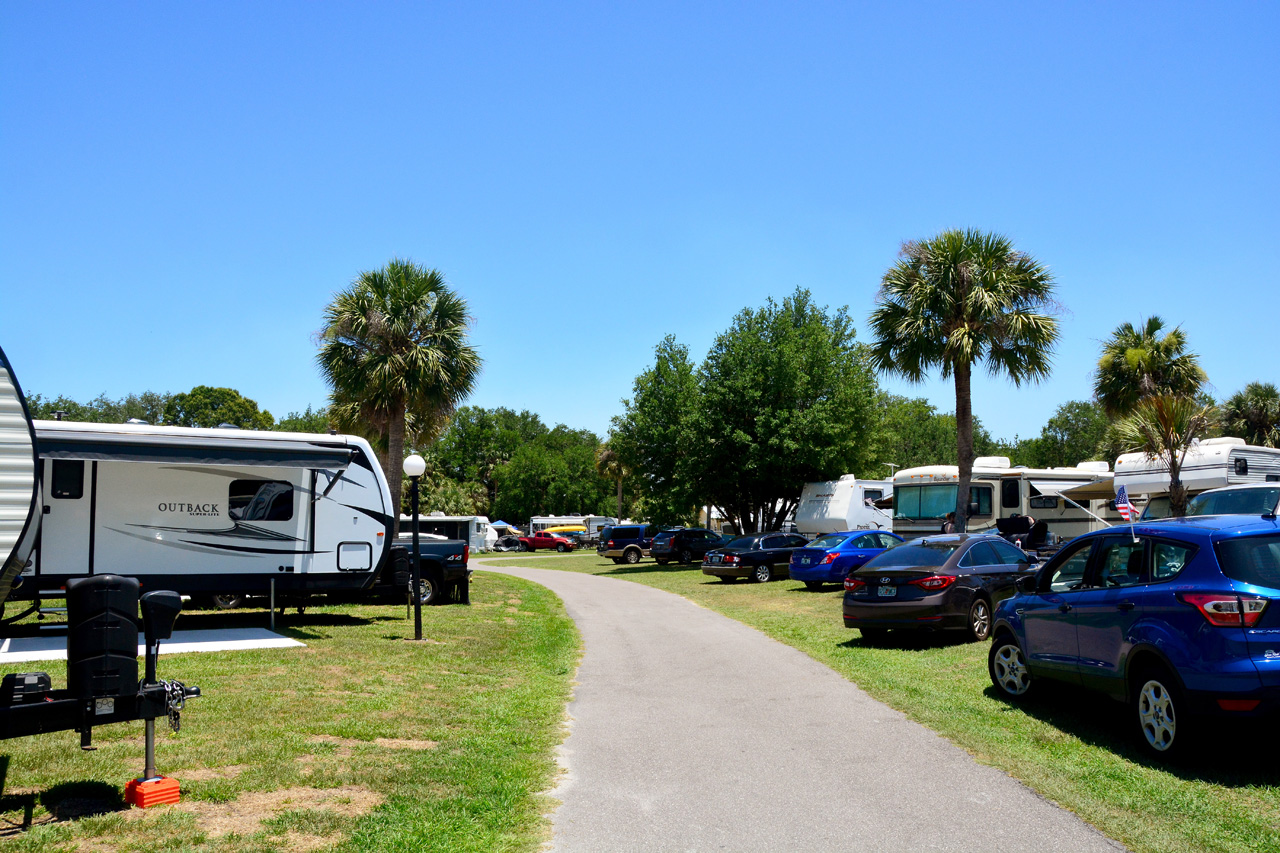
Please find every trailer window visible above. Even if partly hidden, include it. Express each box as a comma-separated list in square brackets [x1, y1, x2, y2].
[229, 480, 294, 521]
[50, 460, 84, 500]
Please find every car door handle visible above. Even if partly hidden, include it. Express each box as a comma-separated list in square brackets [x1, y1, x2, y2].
[1117, 601, 1135, 612]
[1058, 603, 1072, 613]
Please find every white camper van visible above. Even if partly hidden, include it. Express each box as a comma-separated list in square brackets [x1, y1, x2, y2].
[20, 419, 395, 604]
[1112, 437, 1280, 520]
[795, 476, 892, 535]
[400, 513, 494, 551]
[891, 457, 1118, 541]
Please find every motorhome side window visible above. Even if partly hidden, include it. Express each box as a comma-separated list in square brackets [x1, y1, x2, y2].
[1001, 480, 1020, 509]
[864, 489, 883, 502]
[229, 480, 294, 521]
[50, 459, 84, 499]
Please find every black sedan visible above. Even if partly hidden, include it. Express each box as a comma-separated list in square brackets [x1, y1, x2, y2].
[702, 532, 809, 582]
[842, 534, 1035, 641]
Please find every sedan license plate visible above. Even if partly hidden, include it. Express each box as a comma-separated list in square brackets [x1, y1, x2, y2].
[801, 558, 811, 566]
[877, 585, 897, 598]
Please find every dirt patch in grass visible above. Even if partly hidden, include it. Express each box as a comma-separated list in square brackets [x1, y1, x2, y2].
[133, 784, 381, 838]
[308, 734, 437, 751]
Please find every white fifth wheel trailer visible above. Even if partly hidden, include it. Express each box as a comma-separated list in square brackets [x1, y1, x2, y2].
[1111, 437, 1280, 520]
[16, 419, 395, 605]
[795, 476, 893, 535]
[891, 457, 1119, 541]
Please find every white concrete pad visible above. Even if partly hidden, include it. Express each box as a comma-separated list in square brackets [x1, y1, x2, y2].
[0, 628, 304, 663]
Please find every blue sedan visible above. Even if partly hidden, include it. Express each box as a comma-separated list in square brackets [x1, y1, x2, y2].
[789, 530, 904, 589]
[988, 514, 1280, 759]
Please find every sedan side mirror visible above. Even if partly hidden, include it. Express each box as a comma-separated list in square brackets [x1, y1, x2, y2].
[1015, 575, 1038, 595]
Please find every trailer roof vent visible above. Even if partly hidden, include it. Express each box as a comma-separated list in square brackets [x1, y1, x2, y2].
[216, 423, 240, 429]
[126, 418, 149, 425]
[974, 456, 1011, 469]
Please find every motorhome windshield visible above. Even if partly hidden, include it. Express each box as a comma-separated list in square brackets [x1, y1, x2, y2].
[1188, 487, 1280, 517]
[894, 484, 993, 520]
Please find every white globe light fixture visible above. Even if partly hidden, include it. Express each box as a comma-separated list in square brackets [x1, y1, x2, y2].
[402, 454, 426, 478]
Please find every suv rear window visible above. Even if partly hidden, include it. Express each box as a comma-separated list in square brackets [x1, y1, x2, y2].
[653, 531, 675, 543]
[610, 526, 641, 539]
[1215, 534, 1280, 590]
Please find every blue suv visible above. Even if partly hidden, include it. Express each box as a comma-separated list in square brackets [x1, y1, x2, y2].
[988, 514, 1280, 758]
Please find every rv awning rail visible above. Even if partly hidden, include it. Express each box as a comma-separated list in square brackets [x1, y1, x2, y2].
[37, 434, 355, 469]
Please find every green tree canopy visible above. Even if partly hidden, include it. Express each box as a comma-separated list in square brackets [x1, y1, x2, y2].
[1220, 382, 1280, 448]
[1028, 400, 1110, 469]
[317, 258, 482, 531]
[1114, 394, 1215, 517]
[610, 335, 699, 526]
[274, 405, 333, 434]
[492, 427, 615, 522]
[164, 386, 274, 430]
[1093, 316, 1206, 417]
[27, 391, 171, 424]
[683, 288, 881, 533]
[868, 229, 1060, 531]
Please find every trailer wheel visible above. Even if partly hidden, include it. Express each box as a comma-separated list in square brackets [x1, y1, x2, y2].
[209, 594, 244, 610]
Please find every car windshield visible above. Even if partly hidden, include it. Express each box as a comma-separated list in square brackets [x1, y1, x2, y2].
[1188, 487, 1280, 517]
[725, 536, 759, 549]
[808, 534, 850, 550]
[862, 541, 960, 569]
[1215, 533, 1280, 590]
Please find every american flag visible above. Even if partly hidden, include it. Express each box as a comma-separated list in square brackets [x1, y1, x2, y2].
[1116, 484, 1134, 522]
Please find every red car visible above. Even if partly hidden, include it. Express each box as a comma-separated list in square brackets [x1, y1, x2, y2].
[517, 531, 577, 553]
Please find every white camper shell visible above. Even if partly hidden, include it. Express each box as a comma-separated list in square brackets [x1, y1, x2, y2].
[891, 457, 1118, 540]
[795, 476, 892, 535]
[1112, 437, 1280, 520]
[400, 513, 494, 551]
[22, 420, 395, 600]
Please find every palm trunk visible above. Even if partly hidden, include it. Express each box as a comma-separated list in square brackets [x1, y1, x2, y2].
[386, 398, 407, 538]
[954, 363, 974, 533]
[1168, 456, 1188, 517]
[616, 477, 623, 520]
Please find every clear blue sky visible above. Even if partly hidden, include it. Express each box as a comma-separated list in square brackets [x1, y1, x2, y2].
[2, 1, 1275, 449]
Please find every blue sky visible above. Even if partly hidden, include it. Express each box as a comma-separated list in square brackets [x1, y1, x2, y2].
[2, 1, 1275, 451]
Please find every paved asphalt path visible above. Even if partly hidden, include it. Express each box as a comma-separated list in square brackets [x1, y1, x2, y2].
[481, 563, 1126, 853]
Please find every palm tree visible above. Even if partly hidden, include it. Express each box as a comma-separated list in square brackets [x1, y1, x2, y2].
[1114, 395, 1215, 517]
[595, 442, 628, 521]
[1220, 382, 1280, 448]
[317, 259, 481, 532]
[868, 229, 1059, 532]
[1093, 316, 1205, 417]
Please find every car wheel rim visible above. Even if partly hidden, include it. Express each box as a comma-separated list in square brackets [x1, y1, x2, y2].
[971, 601, 990, 639]
[1138, 679, 1177, 751]
[681, 551, 692, 563]
[755, 567, 769, 582]
[993, 644, 1030, 695]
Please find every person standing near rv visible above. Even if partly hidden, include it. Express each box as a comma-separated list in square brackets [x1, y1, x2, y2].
[941, 512, 956, 534]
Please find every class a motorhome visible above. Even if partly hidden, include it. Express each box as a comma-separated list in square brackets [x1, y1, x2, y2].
[1113, 437, 1280, 520]
[400, 512, 494, 551]
[16, 418, 395, 608]
[890, 457, 1119, 541]
[795, 476, 893, 535]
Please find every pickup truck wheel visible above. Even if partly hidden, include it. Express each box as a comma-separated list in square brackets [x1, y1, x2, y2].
[556, 543, 567, 553]
[624, 549, 641, 565]
[518, 542, 530, 552]
[411, 576, 440, 606]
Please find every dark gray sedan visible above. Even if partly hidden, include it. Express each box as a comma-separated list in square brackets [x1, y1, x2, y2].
[842, 534, 1036, 642]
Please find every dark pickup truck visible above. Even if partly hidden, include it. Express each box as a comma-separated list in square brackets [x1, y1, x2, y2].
[375, 538, 471, 605]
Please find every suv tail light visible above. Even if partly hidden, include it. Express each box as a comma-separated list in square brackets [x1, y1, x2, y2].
[844, 576, 866, 592]
[909, 575, 957, 591]
[607, 540, 614, 548]
[1178, 593, 1268, 627]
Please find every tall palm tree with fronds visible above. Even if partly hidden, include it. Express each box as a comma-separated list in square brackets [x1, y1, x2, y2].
[1093, 316, 1205, 417]
[1114, 394, 1215, 517]
[1220, 382, 1280, 448]
[317, 259, 481, 532]
[868, 229, 1059, 532]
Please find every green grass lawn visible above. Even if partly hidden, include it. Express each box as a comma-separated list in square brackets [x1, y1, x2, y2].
[481, 551, 1280, 853]
[0, 573, 577, 852]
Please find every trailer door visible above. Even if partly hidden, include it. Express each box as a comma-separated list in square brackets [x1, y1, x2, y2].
[37, 459, 93, 576]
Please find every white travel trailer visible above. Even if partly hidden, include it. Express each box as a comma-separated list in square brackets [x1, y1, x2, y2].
[1113, 437, 1280, 520]
[795, 476, 893, 535]
[19, 419, 395, 605]
[400, 513, 494, 551]
[891, 457, 1118, 541]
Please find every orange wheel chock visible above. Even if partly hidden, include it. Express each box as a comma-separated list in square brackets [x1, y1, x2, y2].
[125, 776, 181, 808]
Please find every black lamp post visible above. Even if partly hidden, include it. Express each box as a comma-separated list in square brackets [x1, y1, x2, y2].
[403, 453, 426, 641]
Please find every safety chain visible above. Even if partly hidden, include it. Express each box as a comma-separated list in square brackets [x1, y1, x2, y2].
[159, 680, 188, 733]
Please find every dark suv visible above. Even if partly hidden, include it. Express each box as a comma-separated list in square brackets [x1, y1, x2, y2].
[597, 524, 660, 564]
[651, 528, 725, 566]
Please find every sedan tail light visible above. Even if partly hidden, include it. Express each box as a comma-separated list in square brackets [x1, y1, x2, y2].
[724, 554, 739, 564]
[909, 575, 957, 591]
[820, 553, 837, 565]
[1178, 593, 1268, 627]
[844, 576, 866, 592]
